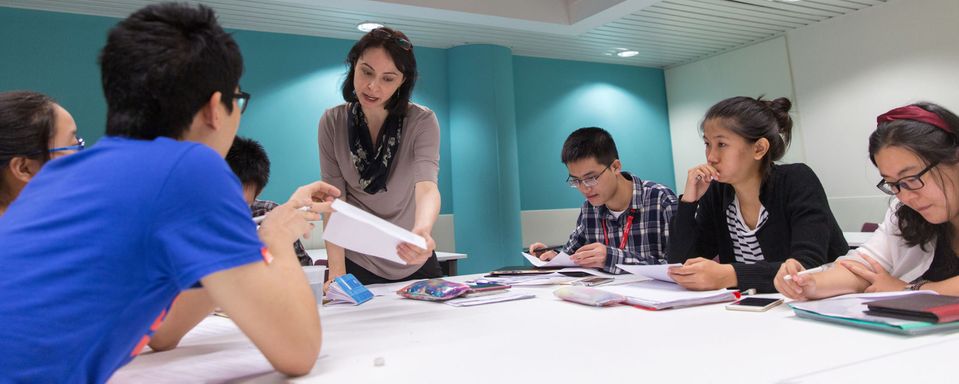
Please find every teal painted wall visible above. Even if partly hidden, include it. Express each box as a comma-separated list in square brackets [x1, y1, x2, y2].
[0, 7, 454, 213]
[448, 45, 523, 274]
[513, 56, 675, 210]
[0, 8, 113, 146]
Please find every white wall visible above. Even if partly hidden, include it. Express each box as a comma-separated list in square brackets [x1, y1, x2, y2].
[787, 0, 959, 230]
[665, 0, 959, 230]
[665, 36, 804, 197]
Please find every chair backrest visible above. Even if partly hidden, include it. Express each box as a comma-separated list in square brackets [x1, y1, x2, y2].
[860, 222, 879, 232]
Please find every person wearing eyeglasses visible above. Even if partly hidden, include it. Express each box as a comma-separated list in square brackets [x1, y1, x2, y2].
[526, 127, 677, 273]
[0, 4, 335, 382]
[776, 102, 959, 300]
[319, 27, 443, 285]
[0, 91, 82, 217]
[669, 96, 847, 293]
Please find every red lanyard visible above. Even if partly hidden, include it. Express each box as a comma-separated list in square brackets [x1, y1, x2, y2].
[602, 210, 634, 250]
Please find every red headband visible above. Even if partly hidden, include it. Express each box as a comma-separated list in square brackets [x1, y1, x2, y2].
[877, 105, 951, 133]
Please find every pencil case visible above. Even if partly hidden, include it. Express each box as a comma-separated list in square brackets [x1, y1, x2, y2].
[397, 279, 471, 301]
[553, 286, 624, 307]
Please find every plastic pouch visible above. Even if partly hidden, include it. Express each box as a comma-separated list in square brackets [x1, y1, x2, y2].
[397, 279, 471, 301]
[553, 286, 624, 307]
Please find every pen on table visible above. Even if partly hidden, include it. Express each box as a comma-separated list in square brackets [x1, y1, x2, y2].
[783, 264, 831, 281]
[252, 206, 312, 224]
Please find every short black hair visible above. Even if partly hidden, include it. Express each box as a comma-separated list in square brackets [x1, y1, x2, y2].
[0, 91, 56, 167]
[561, 127, 619, 165]
[226, 136, 270, 196]
[341, 27, 418, 117]
[99, 2, 243, 140]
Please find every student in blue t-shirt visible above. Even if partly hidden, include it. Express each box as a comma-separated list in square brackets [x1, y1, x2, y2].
[0, 3, 337, 382]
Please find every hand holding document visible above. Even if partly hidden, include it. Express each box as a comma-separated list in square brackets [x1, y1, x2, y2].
[522, 251, 576, 267]
[617, 263, 683, 282]
[322, 199, 426, 265]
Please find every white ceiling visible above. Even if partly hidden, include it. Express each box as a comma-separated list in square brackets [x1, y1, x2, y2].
[0, 0, 888, 68]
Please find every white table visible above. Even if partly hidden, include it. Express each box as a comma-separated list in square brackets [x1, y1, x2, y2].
[843, 231, 875, 248]
[306, 248, 467, 275]
[111, 274, 959, 383]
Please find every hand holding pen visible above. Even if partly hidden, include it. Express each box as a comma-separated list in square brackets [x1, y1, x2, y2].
[527, 242, 559, 261]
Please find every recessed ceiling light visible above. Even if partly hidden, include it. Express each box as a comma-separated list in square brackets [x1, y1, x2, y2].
[616, 50, 639, 58]
[357, 21, 384, 32]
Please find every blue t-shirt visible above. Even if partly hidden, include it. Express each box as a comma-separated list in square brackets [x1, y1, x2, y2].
[0, 136, 264, 383]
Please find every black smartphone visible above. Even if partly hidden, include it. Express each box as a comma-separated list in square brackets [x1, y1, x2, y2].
[572, 277, 614, 287]
[725, 297, 784, 312]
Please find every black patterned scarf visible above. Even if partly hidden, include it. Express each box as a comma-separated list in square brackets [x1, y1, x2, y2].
[348, 102, 403, 194]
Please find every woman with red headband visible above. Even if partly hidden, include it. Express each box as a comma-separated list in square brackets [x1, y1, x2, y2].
[776, 102, 959, 300]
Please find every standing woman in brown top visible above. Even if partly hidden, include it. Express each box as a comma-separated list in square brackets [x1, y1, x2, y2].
[319, 27, 442, 285]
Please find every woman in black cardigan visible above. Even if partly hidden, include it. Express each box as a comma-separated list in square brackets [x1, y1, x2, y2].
[667, 96, 848, 293]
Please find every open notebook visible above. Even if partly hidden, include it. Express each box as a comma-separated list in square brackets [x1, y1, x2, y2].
[597, 280, 739, 310]
[788, 291, 959, 335]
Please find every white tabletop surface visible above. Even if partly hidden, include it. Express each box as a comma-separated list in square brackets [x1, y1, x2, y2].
[110, 274, 958, 384]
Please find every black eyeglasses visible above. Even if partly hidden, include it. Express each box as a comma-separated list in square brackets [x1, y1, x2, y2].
[369, 28, 412, 51]
[232, 91, 251, 114]
[567, 166, 610, 188]
[876, 161, 939, 195]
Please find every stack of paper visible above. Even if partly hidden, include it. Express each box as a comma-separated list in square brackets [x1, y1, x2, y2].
[788, 291, 959, 335]
[597, 280, 739, 310]
[323, 199, 426, 265]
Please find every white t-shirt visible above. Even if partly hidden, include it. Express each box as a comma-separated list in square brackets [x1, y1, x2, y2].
[838, 200, 935, 283]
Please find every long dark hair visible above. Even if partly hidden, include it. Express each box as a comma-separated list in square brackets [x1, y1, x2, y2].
[0, 91, 56, 167]
[340, 27, 418, 117]
[869, 102, 959, 249]
[701, 96, 793, 178]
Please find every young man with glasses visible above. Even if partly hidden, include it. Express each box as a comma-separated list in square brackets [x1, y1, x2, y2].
[0, 4, 336, 382]
[528, 127, 677, 274]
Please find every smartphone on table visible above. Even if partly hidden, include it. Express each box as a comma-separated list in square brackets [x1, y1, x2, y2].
[725, 297, 784, 312]
[572, 277, 614, 287]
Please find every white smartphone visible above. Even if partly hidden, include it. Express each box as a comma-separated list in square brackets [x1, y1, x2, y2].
[725, 297, 784, 312]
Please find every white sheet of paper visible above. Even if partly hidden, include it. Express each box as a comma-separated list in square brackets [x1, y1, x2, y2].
[522, 251, 576, 267]
[616, 263, 682, 282]
[322, 199, 426, 265]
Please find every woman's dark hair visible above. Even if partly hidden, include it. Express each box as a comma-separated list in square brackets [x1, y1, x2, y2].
[341, 27, 418, 117]
[0, 91, 57, 168]
[99, 3, 243, 140]
[701, 96, 793, 178]
[868, 102, 959, 249]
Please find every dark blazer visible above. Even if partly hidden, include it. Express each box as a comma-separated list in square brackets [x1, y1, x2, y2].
[669, 163, 848, 293]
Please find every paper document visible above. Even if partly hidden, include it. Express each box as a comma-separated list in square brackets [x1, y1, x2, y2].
[323, 199, 426, 265]
[445, 292, 536, 307]
[599, 280, 738, 310]
[617, 263, 682, 282]
[523, 251, 576, 267]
